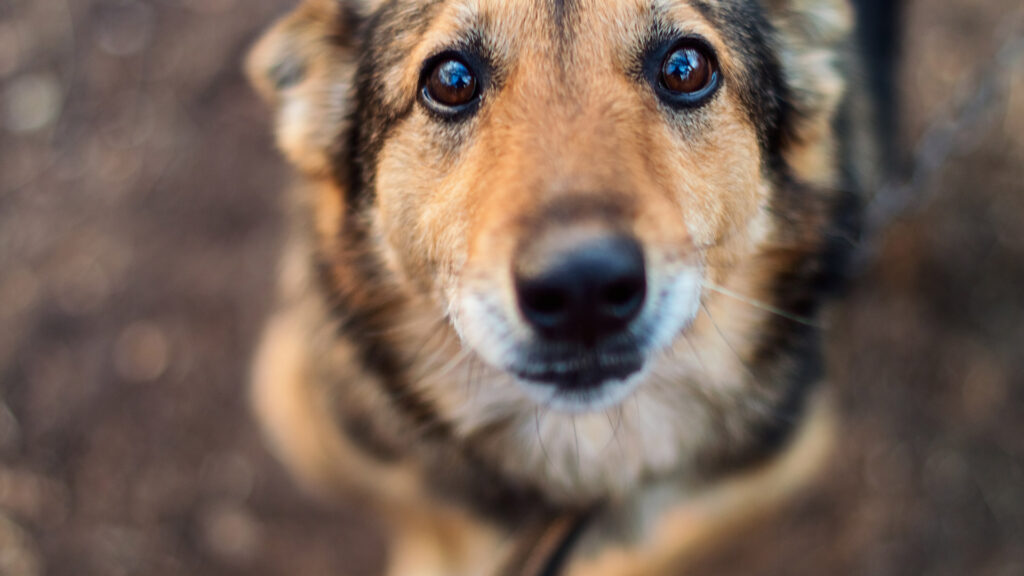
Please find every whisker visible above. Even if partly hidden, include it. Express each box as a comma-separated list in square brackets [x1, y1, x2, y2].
[701, 280, 820, 328]
[647, 370, 676, 392]
[435, 345, 474, 380]
[571, 415, 581, 477]
[412, 329, 456, 378]
[650, 368, 721, 417]
[399, 316, 451, 371]
[366, 314, 450, 340]
[682, 333, 709, 377]
[535, 407, 554, 469]
[649, 370, 706, 412]
[601, 406, 625, 454]
[463, 353, 478, 404]
[470, 356, 490, 406]
[701, 302, 759, 381]
[472, 356, 485, 396]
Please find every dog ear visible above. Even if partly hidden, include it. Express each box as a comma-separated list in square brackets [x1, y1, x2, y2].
[246, 0, 364, 176]
[761, 0, 857, 186]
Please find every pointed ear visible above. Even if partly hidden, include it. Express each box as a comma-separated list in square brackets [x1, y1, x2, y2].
[762, 0, 856, 186]
[246, 0, 363, 176]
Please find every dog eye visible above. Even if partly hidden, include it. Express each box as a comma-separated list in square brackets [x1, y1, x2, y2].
[423, 57, 479, 110]
[655, 41, 720, 106]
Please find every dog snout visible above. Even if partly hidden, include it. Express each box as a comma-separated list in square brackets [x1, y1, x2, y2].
[513, 229, 646, 344]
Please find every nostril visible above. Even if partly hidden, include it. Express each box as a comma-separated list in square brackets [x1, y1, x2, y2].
[600, 275, 646, 319]
[603, 278, 640, 307]
[523, 285, 568, 318]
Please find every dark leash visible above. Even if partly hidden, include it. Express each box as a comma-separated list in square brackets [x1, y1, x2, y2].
[500, 510, 595, 576]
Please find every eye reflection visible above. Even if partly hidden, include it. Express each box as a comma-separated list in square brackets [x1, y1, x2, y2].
[425, 58, 478, 108]
[660, 46, 713, 95]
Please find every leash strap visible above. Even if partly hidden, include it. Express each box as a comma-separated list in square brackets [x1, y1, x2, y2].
[501, 511, 593, 576]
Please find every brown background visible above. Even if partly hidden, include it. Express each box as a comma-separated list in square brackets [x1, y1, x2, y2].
[0, 1, 1021, 575]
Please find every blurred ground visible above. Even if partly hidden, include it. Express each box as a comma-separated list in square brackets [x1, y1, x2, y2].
[0, 1, 1022, 575]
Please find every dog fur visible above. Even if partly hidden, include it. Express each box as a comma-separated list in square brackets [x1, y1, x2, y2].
[246, 1, 887, 573]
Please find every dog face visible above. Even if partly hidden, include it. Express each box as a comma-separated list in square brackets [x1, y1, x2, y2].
[250, 0, 857, 502]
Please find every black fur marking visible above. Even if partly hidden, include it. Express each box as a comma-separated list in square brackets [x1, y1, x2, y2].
[726, 176, 861, 475]
[313, 254, 454, 441]
[691, 1, 794, 171]
[684, 0, 868, 473]
[340, 411, 404, 463]
[341, 0, 445, 208]
[429, 444, 566, 527]
[552, 0, 568, 28]
[319, 0, 458, 441]
[700, 181, 860, 477]
[681, 1, 859, 474]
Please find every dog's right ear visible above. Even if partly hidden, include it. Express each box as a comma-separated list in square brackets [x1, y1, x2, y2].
[246, 0, 363, 176]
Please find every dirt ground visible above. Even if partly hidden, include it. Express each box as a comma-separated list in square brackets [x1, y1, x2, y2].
[0, 1, 1022, 575]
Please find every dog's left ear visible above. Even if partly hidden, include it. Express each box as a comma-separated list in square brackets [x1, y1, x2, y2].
[246, 0, 364, 176]
[761, 0, 856, 186]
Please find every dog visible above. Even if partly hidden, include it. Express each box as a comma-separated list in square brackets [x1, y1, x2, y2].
[246, 1, 889, 574]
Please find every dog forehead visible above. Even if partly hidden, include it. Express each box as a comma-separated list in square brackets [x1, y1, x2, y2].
[376, 0, 718, 50]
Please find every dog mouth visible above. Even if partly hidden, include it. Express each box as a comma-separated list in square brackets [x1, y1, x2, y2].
[509, 339, 647, 394]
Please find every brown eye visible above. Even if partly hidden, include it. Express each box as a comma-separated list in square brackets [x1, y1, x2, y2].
[660, 46, 714, 95]
[424, 58, 478, 109]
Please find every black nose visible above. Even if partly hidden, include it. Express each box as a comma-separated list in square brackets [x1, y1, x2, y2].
[514, 233, 646, 343]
